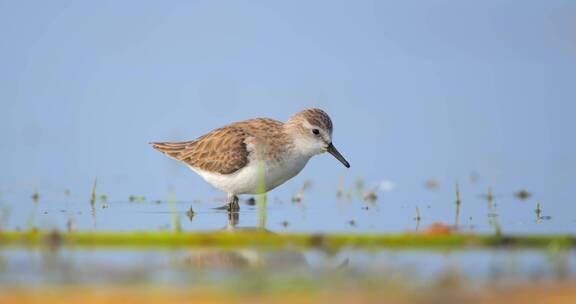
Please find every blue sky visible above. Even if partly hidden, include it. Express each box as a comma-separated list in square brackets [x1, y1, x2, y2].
[1, 1, 575, 219]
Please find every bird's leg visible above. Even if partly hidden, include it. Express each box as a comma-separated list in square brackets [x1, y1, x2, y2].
[227, 193, 240, 212]
[227, 211, 239, 230]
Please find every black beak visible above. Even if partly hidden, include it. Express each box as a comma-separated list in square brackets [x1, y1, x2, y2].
[327, 143, 350, 168]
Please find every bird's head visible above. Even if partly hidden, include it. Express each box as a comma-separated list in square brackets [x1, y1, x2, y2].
[285, 108, 350, 168]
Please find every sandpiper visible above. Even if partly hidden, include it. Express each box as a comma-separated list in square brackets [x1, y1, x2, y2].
[151, 108, 350, 211]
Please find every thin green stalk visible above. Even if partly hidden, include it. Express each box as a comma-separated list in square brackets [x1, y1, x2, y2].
[256, 161, 267, 230]
[168, 191, 180, 232]
[455, 182, 461, 227]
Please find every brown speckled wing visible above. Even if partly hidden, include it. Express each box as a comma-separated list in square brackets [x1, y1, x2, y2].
[151, 126, 250, 175]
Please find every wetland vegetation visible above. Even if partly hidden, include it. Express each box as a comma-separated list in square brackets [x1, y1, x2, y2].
[1, 175, 575, 303]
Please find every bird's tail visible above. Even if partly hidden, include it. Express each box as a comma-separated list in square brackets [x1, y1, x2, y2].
[150, 141, 194, 160]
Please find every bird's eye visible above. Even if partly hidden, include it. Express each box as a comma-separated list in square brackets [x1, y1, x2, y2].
[312, 129, 320, 135]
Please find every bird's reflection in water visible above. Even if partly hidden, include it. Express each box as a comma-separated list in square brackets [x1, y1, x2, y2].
[227, 210, 239, 230]
[182, 210, 308, 270]
[182, 248, 309, 270]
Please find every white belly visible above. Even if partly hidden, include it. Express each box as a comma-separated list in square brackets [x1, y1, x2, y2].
[189, 154, 311, 195]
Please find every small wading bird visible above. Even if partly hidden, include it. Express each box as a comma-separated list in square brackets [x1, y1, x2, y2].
[151, 108, 350, 211]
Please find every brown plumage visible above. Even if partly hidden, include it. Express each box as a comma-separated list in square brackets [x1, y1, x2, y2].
[151, 108, 350, 211]
[296, 108, 333, 134]
[151, 118, 292, 175]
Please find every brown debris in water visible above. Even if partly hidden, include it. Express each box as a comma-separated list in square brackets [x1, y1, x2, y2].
[515, 189, 532, 200]
[422, 223, 456, 235]
[425, 179, 440, 190]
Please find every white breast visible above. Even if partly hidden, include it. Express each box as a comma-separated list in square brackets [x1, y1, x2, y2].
[189, 152, 311, 195]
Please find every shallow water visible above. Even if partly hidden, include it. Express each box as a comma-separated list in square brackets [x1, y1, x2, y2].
[0, 179, 569, 234]
[1, 181, 575, 290]
[1, 246, 574, 288]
